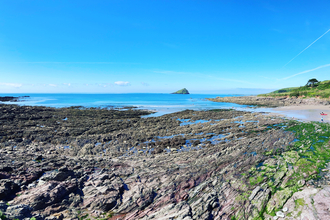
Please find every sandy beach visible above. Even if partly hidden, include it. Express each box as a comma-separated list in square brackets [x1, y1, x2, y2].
[268, 104, 330, 123]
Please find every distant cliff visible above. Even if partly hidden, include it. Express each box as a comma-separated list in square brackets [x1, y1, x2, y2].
[172, 88, 189, 94]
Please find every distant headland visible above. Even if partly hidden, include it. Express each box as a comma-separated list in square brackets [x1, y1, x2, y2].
[171, 88, 189, 94]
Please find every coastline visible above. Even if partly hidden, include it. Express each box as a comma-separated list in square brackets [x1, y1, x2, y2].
[268, 104, 330, 123]
[208, 95, 330, 123]
[207, 95, 330, 107]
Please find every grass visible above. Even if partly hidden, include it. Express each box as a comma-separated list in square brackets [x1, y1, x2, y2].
[259, 79, 330, 99]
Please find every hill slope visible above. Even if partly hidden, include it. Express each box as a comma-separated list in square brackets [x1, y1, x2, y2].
[259, 80, 330, 99]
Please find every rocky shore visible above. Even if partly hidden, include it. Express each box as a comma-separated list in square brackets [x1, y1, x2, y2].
[0, 104, 330, 219]
[0, 96, 29, 102]
[207, 96, 330, 107]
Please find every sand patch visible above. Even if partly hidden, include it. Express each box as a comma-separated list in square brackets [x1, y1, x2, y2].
[266, 105, 330, 123]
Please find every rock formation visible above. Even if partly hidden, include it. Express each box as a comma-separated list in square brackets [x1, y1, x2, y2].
[0, 104, 329, 219]
[172, 88, 190, 94]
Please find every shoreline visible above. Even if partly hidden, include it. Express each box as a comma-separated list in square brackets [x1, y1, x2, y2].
[208, 95, 330, 123]
[207, 95, 330, 107]
[268, 104, 330, 123]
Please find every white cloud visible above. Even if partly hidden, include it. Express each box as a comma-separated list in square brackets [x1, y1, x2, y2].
[49, 84, 57, 87]
[63, 83, 71, 86]
[282, 63, 330, 80]
[115, 81, 130, 86]
[141, 82, 149, 86]
[0, 83, 23, 88]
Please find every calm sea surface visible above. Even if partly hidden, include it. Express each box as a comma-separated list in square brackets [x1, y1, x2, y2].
[0, 93, 250, 117]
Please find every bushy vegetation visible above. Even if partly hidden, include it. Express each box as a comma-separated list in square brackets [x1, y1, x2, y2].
[259, 79, 330, 99]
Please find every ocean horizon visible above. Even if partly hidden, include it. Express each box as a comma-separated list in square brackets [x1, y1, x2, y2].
[0, 93, 252, 116]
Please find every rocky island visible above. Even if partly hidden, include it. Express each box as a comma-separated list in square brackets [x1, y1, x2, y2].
[172, 88, 190, 94]
[0, 101, 330, 220]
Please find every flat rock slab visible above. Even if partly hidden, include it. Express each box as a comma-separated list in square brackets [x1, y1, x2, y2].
[278, 186, 330, 220]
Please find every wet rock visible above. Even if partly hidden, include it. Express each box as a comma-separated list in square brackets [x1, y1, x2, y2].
[0, 201, 8, 212]
[39, 167, 74, 182]
[0, 179, 19, 200]
[6, 204, 33, 220]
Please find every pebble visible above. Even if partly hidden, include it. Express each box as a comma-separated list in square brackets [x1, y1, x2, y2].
[276, 211, 285, 218]
[283, 207, 288, 212]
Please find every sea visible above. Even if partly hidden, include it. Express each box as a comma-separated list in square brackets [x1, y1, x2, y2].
[0, 93, 258, 117]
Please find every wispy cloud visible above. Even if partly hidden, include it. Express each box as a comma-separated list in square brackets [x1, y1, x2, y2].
[115, 81, 130, 86]
[283, 28, 330, 67]
[97, 83, 113, 88]
[141, 82, 149, 86]
[63, 83, 71, 86]
[282, 63, 330, 80]
[0, 83, 23, 88]
[154, 70, 256, 85]
[5, 62, 141, 65]
[49, 84, 57, 87]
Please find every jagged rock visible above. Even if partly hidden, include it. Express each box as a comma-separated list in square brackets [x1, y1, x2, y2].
[0, 104, 313, 219]
[266, 187, 294, 213]
[0, 179, 19, 200]
[39, 167, 74, 182]
[82, 172, 124, 211]
[11, 180, 78, 211]
[5, 204, 33, 220]
[0, 201, 8, 212]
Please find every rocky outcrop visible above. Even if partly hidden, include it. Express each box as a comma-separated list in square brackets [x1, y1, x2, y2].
[0, 104, 329, 219]
[172, 88, 190, 94]
[207, 96, 330, 107]
[0, 96, 29, 102]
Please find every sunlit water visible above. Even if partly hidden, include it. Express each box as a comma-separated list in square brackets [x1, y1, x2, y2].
[0, 93, 249, 116]
[1, 93, 326, 121]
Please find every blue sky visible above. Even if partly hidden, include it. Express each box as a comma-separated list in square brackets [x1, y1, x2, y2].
[0, 0, 330, 94]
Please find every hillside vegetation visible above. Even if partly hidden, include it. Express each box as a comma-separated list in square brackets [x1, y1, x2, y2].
[259, 79, 330, 99]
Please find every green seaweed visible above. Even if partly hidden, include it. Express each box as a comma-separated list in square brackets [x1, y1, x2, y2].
[233, 120, 330, 219]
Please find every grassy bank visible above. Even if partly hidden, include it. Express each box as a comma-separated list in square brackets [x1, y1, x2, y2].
[259, 80, 330, 99]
